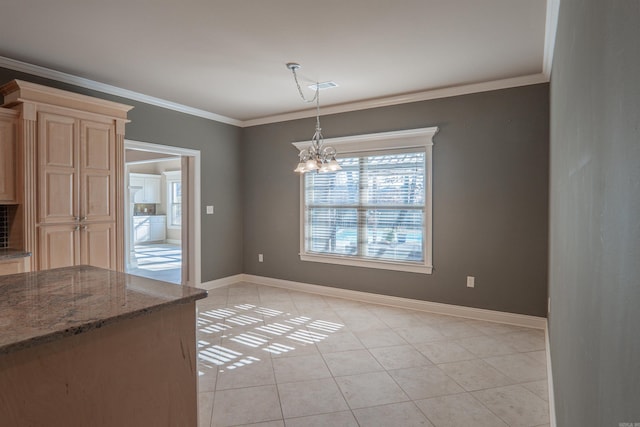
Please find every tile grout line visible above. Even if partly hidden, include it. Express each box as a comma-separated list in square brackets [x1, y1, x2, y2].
[198, 282, 549, 427]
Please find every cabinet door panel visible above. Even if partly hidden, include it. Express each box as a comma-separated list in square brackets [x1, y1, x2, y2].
[133, 217, 150, 243]
[83, 124, 112, 170]
[0, 258, 29, 276]
[81, 222, 116, 269]
[0, 115, 16, 202]
[38, 113, 78, 224]
[42, 117, 75, 167]
[44, 171, 75, 220]
[130, 177, 145, 203]
[84, 174, 113, 220]
[149, 216, 166, 242]
[39, 225, 79, 270]
[81, 121, 115, 222]
[144, 177, 161, 204]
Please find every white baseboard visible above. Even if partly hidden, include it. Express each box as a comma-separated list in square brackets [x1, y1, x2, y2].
[166, 239, 181, 245]
[242, 274, 547, 329]
[545, 324, 557, 426]
[199, 274, 245, 290]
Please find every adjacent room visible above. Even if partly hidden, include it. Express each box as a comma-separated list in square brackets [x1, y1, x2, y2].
[125, 150, 183, 284]
[0, 1, 638, 426]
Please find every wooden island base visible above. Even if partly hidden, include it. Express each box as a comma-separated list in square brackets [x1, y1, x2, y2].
[0, 302, 198, 427]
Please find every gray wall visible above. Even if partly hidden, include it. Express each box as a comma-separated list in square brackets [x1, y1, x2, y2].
[0, 67, 244, 282]
[549, 0, 640, 424]
[243, 84, 549, 317]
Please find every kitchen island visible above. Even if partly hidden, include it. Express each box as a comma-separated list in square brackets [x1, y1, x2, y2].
[0, 265, 207, 426]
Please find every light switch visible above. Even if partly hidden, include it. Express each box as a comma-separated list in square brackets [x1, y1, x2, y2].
[206, 205, 214, 214]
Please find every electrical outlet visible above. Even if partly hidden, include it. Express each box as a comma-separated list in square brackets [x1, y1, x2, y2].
[258, 254, 264, 263]
[206, 205, 214, 214]
[466, 276, 475, 288]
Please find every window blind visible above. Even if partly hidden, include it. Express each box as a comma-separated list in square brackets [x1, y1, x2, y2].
[304, 150, 426, 264]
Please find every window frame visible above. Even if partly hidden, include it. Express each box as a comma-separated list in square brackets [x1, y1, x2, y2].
[164, 170, 182, 230]
[294, 127, 437, 274]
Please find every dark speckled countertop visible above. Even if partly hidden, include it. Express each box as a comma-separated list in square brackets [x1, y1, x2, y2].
[0, 265, 207, 354]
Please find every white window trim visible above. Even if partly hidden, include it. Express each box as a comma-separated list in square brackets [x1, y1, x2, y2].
[163, 170, 182, 230]
[293, 126, 437, 274]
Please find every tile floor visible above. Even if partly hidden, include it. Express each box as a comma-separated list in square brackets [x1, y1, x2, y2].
[196, 282, 550, 427]
[127, 243, 182, 284]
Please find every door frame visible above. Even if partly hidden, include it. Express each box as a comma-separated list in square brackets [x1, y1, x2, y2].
[124, 139, 201, 287]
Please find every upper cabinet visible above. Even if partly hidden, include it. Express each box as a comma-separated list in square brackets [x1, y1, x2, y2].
[37, 112, 116, 225]
[130, 173, 161, 204]
[0, 80, 133, 272]
[0, 108, 18, 203]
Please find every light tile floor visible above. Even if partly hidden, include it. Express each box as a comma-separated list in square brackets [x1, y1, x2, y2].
[127, 243, 182, 284]
[197, 282, 550, 427]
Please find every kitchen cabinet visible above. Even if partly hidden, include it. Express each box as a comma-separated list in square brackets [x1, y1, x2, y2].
[130, 173, 161, 204]
[38, 222, 115, 270]
[37, 112, 116, 225]
[0, 256, 30, 276]
[133, 215, 166, 244]
[0, 80, 132, 272]
[35, 111, 117, 270]
[0, 108, 18, 203]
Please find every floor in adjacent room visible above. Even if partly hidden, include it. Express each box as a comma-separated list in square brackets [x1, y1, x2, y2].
[127, 243, 182, 284]
[196, 282, 549, 427]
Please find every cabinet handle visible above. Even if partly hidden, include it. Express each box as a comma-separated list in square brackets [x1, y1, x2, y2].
[80, 216, 87, 222]
[74, 225, 80, 231]
[82, 225, 87, 231]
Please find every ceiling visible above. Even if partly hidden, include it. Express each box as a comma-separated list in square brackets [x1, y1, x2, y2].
[0, 0, 551, 125]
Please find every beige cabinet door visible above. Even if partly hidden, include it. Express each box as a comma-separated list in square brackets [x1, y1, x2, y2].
[37, 114, 117, 270]
[80, 222, 116, 270]
[38, 224, 80, 270]
[80, 120, 115, 223]
[0, 258, 29, 276]
[0, 113, 16, 202]
[37, 112, 78, 224]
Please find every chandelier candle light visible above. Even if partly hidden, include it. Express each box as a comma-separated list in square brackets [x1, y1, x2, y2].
[287, 62, 342, 174]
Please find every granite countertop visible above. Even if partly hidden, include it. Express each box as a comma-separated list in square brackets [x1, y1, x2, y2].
[0, 265, 207, 354]
[0, 249, 32, 260]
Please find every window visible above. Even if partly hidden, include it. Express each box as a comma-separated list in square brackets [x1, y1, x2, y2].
[295, 127, 437, 274]
[164, 171, 181, 229]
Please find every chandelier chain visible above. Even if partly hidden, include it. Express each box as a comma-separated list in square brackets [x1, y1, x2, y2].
[288, 62, 341, 174]
[290, 66, 319, 104]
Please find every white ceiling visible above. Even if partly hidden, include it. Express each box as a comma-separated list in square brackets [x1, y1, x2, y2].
[0, 0, 551, 125]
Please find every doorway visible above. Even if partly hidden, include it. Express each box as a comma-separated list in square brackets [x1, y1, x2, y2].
[124, 140, 201, 286]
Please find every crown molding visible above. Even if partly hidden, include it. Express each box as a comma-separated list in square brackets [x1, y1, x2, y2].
[1, 79, 133, 120]
[0, 56, 549, 129]
[242, 73, 549, 127]
[543, 0, 560, 78]
[0, 56, 242, 126]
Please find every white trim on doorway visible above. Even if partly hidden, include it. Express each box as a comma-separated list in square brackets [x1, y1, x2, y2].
[124, 139, 202, 286]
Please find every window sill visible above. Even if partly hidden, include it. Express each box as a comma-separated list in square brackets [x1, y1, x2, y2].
[300, 253, 433, 274]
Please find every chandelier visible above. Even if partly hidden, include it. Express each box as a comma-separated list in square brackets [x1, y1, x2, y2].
[287, 63, 341, 174]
